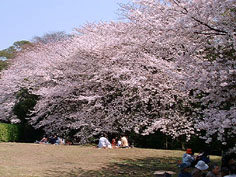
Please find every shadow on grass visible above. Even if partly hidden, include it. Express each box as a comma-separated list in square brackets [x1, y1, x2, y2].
[44, 157, 181, 177]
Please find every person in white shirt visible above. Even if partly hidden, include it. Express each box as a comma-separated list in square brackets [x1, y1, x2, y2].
[98, 134, 112, 149]
[117, 139, 122, 147]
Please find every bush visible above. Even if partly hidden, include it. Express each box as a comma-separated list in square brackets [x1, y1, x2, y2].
[0, 123, 22, 142]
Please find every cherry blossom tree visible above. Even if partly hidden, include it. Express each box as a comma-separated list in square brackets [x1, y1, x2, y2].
[118, 0, 235, 148]
[0, 0, 235, 149]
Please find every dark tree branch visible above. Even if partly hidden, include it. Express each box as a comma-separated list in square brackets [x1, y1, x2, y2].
[191, 17, 228, 34]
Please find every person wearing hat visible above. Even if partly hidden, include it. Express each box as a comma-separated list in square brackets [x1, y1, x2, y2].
[183, 148, 195, 167]
[178, 163, 192, 177]
[192, 160, 209, 177]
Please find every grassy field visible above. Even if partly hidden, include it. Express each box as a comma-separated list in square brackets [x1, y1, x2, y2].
[0, 143, 221, 177]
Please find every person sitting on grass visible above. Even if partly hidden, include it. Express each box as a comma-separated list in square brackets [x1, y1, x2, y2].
[97, 134, 112, 149]
[57, 137, 65, 145]
[35, 136, 48, 144]
[178, 163, 192, 177]
[117, 138, 122, 147]
[196, 149, 210, 164]
[224, 163, 236, 177]
[192, 160, 209, 177]
[121, 135, 129, 148]
[222, 153, 235, 170]
[111, 137, 117, 148]
[183, 148, 195, 167]
[221, 152, 236, 176]
[221, 167, 230, 177]
[206, 163, 220, 177]
[49, 135, 59, 144]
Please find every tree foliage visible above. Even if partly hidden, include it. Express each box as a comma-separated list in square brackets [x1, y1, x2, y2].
[13, 88, 39, 123]
[32, 31, 72, 44]
[0, 40, 32, 59]
[0, 60, 8, 72]
[0, 40, 32, 72]
[0, 0, 235, 150]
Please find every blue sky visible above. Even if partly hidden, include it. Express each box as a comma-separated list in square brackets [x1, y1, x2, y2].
[0, 0, 130, 50]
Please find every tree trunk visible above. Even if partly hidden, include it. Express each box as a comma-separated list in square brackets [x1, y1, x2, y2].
[165, 137, 168, 149]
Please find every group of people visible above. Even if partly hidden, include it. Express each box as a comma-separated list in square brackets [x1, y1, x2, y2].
[179, 148, 236, 177]
[97, 134, 130, 149]
[35, 135, 66, 145]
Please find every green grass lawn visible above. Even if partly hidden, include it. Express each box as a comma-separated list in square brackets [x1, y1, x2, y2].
[0, 143, 221, 177]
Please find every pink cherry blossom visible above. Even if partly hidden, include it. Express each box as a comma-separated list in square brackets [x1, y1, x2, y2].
[0, 0, 235, 149]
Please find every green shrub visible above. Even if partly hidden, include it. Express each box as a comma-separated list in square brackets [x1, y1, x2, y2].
[0, 123, 22, 142]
